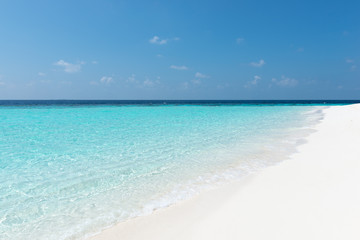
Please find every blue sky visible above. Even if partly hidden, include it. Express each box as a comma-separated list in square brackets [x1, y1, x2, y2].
[0, 0, 359, 99]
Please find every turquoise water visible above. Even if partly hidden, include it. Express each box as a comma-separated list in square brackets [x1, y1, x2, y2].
[0, 104, 323, 239]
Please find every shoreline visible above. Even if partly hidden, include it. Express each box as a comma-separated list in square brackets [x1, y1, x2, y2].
[89, 104, 360, 240]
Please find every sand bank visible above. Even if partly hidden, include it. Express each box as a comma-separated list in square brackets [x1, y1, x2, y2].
[90, 104, 360, 240]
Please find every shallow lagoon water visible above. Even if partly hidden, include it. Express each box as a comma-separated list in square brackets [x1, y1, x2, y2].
[0, 104, 324, 239]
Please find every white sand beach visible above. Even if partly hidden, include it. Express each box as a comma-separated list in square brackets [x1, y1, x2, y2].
[90, 104, 360, 240]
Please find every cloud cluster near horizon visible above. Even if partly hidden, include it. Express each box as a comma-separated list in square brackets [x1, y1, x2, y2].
[272, 76, 298, 87]
[149, 36, 180, 45]
[195, 72, 210, 79]
[170, 65, 188, 70]
[245, 75, 261, 88]
[149, 36, 168, 45]
[346, 59, 357, 71]
[100, 76, 114, 84]
[250, 59, 265, 67]
[54, 60, 84, 73]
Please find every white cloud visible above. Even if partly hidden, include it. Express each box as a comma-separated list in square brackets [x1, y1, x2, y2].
[90, 76, 114, 85]
[182, 82, 189, 89]
[181, 77, 203, 89]
[149, 36, 168, 45]
[127, 74, 136, 83]
[123, 74, 160, 87]
[252, 75, 261, 85]
[92, 61, 98, 64]
[250, 59, 265, 67]
[143, 77, 160, 87]
[38, 72, 46, 76]
[191, 72, 209, 85]
[149, 36, 180, 45]
[236, 38, 244, 44]
[143, 78, 154, 87]
[195, 72, 209, 78]
[345, 59, 356, 70]
[245, 75, 261, 88]
[170, 65, 188, 70]
[54, 60, 84, 73]
[100, 76, 114, 84]
[272, 76, 298, 87]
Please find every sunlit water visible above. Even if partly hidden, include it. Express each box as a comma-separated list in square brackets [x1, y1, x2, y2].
[0, 104, 324, 239]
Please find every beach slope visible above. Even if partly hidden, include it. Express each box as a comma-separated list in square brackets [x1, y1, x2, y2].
[90, 104, 360, 240]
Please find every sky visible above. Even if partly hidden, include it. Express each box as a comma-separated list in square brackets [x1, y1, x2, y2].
[0, 0, 359, 100]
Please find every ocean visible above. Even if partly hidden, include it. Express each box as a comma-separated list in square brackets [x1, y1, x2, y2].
[0, 100, 357, 239]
